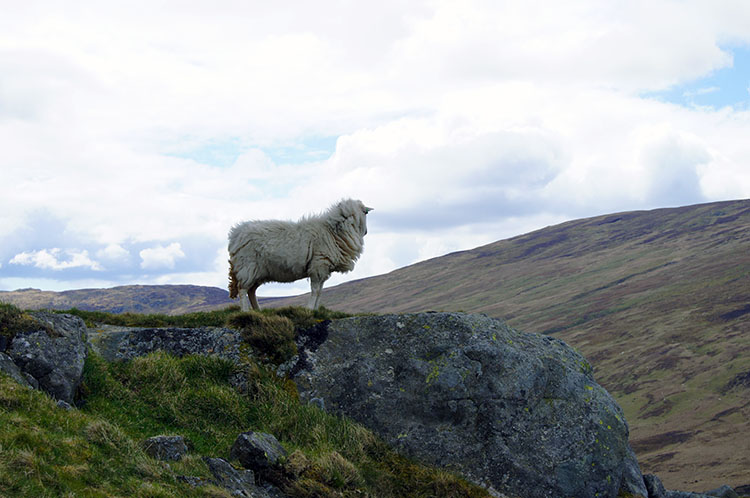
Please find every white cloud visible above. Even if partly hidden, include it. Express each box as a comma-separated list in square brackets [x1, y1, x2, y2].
[1, 1, 750, 292]
[96, 244, 130, 262]
[139, 243, 186, 270]
[9, 248, 103, 271]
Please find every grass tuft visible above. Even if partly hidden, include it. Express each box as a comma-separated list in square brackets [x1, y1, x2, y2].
[227, 312, 297, 365]
[0, 302, 53, 342]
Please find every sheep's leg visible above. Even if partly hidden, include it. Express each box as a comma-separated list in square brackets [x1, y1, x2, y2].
[239, 289, 251, 312]
[308, 278, 324, 310]
[248, 284, 260, 311]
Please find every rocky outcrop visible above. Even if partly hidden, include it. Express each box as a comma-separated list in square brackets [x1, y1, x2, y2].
[87, 324, 243, 363]
[7, 312, 87, 404]
[289, 312, 645, 498]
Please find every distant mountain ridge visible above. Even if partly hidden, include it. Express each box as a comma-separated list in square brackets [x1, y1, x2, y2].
[1, 199, 748, 491]
[0, 285, 236, 315]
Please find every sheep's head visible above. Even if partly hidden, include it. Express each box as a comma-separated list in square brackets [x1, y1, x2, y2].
[330, 199, 372, 237]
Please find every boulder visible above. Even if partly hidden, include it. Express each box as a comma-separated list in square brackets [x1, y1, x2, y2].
[290, 312, 640, 498]
[142, 435, 189, 461]
[8, 312, 87, 404]
[230, 432, 287, 471]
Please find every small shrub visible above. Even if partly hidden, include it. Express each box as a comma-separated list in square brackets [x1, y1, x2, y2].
[85, 420, 134, 452]
[284, 449, 311, 478]
[265, 306, 318, 330]
[316, 451, 363, 489]
[227, 312, 297, 365]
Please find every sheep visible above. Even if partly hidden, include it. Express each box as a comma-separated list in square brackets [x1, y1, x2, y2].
[228, 199, 373, 311]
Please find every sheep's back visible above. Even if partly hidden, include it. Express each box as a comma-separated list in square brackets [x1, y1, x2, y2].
[228, 219, 318, 283]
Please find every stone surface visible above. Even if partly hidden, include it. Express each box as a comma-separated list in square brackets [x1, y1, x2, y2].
[620, 445, 649, 497]
[704, 485, 739, 498]
[56, 400, 73, 410]
[0, 351, 33, 388]
[142, 435, 189, 461]
[87, 325, 244, 362]
[203, 457, 272, 497]
[645, 474, 667, 498]
[230, 432, 287, 472]
[290, 312, 639, 498]
[666, 491, 713, 498]
[8, 312, 87, 404]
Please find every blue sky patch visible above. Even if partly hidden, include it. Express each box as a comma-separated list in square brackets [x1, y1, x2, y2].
[645, 45, 750, 109]
[169, 135, 338, 167]
[262, 135, 339, 165]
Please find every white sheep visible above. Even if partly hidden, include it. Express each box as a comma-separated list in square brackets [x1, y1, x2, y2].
[228, 199, 373, 311]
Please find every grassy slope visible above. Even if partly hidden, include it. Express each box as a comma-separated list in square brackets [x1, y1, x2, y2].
[0, 306, 490, 498]
[270, 199, 750, 492]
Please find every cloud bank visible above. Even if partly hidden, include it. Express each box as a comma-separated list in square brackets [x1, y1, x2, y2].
[1, 1, 749, 294]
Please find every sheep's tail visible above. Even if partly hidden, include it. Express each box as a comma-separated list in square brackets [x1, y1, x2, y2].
[228, 259, 239, 299]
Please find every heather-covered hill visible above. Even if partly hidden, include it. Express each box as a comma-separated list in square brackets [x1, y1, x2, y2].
[270, 199, 750, 491]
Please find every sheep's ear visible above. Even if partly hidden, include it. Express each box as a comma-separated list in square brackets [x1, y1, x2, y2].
[364, 206, 373, 214]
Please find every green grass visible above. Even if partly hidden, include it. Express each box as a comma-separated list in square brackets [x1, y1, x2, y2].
[56, 305, 353, 330]
[1, 304, 490, 497]
[0, 372, 227, 497]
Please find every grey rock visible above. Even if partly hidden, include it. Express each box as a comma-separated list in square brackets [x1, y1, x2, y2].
[0, 351, 33, 388]
[177, 475, 206, 487]
[620, 445, 648, 497]
[142, 435, 189, 461]
[666, 491, 713, 498]
[56, 400, 73, 410]
[204, 457, 275, 497]
[705, 485, 739, 498]
[87, 325, 243, 363]
[8, 312, 87, 404]
[23, 372, 39, 389]
[230, 432, 287, 471]
[644, 474, 667, 498]
[290, 312, 636, 498]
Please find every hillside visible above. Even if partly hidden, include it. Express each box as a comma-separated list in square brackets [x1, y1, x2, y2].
[2, 199, 748, 491]
[0, 285, 291, 315]
[270, 199, 750, 492]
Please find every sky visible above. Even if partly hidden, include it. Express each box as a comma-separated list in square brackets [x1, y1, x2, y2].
[1, 1, 750, 298]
